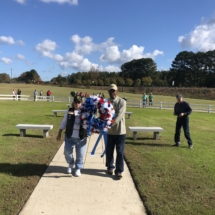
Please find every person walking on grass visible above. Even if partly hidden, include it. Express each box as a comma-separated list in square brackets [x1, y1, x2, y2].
[106, 84, 126, 179]
[173, 94, 193, 149]
[56, 95, 87, 177]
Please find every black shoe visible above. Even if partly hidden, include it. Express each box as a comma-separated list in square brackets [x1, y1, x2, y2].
[172, 143, 180, 147]
[107, 169, 113, 175]
[115, 173, 122, 179]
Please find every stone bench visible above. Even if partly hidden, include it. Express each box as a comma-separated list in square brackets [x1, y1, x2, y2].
[16, 124, 53, 138]
[128, 126, 164, 140]
[52, 110, 67, 117]
[125, 112, 132, 119]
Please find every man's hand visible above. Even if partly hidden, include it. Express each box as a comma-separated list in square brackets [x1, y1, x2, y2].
[179, 113, 184, 117]
[56, 134, 61, 141]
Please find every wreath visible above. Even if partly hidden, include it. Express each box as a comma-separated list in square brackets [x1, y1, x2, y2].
[79, 96, 115, 135]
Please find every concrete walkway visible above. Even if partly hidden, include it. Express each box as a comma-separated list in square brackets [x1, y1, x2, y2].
[19, 134, 147, 215]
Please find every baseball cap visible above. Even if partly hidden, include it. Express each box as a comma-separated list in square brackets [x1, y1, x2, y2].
[73, 95, 82, 103]
[109, 84, 118, 91]
[176, 94, 183, 99]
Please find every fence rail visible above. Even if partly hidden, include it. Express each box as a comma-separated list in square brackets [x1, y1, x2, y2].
[1, 95, 215, 113]
[126, 100, 215, 113]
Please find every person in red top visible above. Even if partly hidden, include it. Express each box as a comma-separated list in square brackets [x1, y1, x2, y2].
[85, 92, 89, 98]
[47, 90, 51, 101]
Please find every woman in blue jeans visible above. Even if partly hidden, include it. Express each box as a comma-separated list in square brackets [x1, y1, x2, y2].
[56, 96, 87, 176]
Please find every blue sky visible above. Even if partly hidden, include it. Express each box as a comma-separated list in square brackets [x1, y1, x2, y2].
[1, 0, 215, 81]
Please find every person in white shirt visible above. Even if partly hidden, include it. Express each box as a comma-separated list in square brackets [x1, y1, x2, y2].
[56, 96, 87, 177]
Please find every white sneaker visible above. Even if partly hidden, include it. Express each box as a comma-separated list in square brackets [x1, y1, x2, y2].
[75, 169, 81, 177]
[67, 167, 72, 174]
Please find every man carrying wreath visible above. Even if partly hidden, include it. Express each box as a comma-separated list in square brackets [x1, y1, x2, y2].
[106, 84, 126, 179]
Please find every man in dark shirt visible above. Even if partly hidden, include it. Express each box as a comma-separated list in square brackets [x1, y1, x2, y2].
[173, 94, 193, 149]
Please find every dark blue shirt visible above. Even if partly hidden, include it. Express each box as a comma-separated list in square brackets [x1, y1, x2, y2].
[174, 101, 192, 117]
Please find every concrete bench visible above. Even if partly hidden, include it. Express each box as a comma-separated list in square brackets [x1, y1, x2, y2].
[16, 124, 53, 138]
[52, 110, 67, 116]
[128, 126, 164, 140]
[125, 112, 132, 119]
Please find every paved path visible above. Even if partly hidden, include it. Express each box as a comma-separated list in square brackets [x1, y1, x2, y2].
[19, 134, 147, 215]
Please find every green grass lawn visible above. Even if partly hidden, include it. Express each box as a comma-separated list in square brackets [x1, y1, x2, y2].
[0, 84, 215, 215]
[125, 108, 215, 215]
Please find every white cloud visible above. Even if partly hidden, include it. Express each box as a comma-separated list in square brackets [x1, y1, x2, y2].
[36, 39, 57, 57]
[53, 54, 64, 61]
[102, 65, 120, 72]
[100, 45, 163, 64]
[100, 46, 121, 62]
[1, 57, 12, 64]
[178, 17, 215, 51]
[15, 0, 26, 4]
[120, 45, 145, 62]
[17, 40, 25, 46]
[0, 36, 25, 46]
[143, 50, 164, 59]
[71, 35, 116, 55]
[36, 35, 164, 73]
[0, 36, 15, 45]
[40, 0, 78, 5]
[16, 54, 25, 60]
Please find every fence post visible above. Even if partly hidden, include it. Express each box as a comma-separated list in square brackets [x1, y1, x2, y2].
[52, 96, 54, 102]
[160, 102, 162, 109]
[208, 105, 210, 113]
[139, 100, 141, 108]
[68, 97, 70, 103]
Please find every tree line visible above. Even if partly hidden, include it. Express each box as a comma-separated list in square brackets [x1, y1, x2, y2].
[1, 50, 215, 88]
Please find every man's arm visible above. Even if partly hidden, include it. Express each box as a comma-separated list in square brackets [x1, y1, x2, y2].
[113, 99, 126, 125]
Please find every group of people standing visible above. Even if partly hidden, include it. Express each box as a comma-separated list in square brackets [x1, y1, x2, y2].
[12, 89, 21, 100]
[33, 90, 51, 101]
[57, 84, 126, 179]
[142, 92, 154, 107]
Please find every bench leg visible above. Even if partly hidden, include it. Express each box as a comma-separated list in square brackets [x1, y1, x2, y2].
[133, 131, 137, 140]
[54, 112, 57, 117]
[20, 129, 26, 137]
[154, 132, 159, 140]
[128, 114, 130, 119]
[43, 130, 49, 138]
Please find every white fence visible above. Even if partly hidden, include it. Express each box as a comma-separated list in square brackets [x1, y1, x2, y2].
[0, 94, 73, 103]
[1, 94, 215, 113]
[126, 100, 215, 113]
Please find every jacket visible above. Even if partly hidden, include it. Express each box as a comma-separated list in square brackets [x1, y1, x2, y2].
[108, 96, 126, 135]
[65, 108, 87, 139]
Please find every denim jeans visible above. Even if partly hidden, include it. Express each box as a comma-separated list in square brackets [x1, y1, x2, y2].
[106, 134, 126, 174]
[64, 136, 87, 170]
[174, 117, 192, 146]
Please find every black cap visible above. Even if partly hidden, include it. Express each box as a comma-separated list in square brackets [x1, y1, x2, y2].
[176, 94, 183, 99]
[74, 96, 82, 103]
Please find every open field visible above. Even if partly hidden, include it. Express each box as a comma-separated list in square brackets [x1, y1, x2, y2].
[0, 84, 215, 215]
[1, 83, 215, 104]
